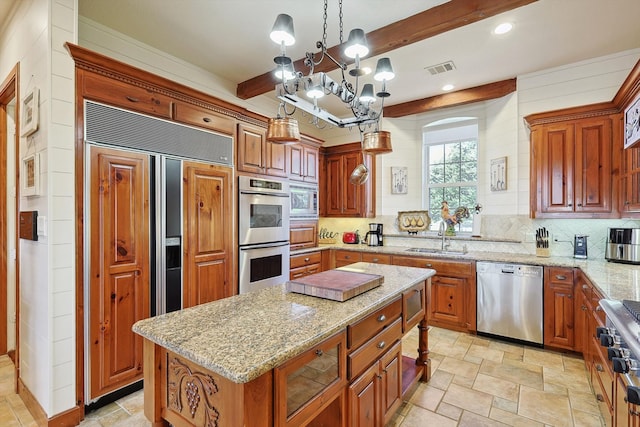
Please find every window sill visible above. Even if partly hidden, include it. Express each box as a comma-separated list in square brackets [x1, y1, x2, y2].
[383, 233, 521, 244]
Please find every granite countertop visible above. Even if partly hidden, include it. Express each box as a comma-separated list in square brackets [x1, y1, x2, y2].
[298, 244, 640, 301]
[133, 262, 434, 384]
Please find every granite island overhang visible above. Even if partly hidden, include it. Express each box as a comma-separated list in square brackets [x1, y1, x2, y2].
[133, 262, 435, 427]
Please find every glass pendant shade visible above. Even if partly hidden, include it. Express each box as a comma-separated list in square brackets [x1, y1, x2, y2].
[359, 84, 376, 103]
[266, 117, 300, 144]
[270, 14, 296, 46]
[274, 63, 295, 80]
[374, 58, 395, 81]
[362, 130, 392, 153]
[344, 28, 369, 59]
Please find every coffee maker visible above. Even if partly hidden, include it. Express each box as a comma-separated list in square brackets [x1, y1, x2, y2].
[365, 223, 383, 246]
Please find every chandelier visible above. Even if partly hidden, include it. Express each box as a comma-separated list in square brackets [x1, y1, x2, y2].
[267, 0, 394, 153]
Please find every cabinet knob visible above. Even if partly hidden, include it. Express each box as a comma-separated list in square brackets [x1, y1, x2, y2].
[555, 275, 567, 280]
[626, 201, 630, 205]
[315, 349, 323, 357]
[582, 305, 587, 311]
[582, 284, 589, 290]
[304, 257, 310, 262]
[372, 258, 379, 262]
[377, 341, 386, 349]
[377, 314, 386, 322]
[425, 263, 432, 268]
[568, 203, 573, 207]
[203, 117, 211, 123]
[577, 203, 582, 207]
[596, 394, 604, 402]
[125, 96, 139, 103]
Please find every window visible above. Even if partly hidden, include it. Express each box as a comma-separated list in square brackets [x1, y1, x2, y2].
[423, 119, 478, 232]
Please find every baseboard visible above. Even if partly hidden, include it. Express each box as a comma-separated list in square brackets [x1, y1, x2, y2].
[18, 378, 83, 426]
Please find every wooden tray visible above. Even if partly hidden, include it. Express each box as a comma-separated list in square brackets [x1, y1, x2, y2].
[286, 269, 384, 302]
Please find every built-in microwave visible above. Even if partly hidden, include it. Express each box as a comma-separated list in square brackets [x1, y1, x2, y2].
[290, 183, 318, 219]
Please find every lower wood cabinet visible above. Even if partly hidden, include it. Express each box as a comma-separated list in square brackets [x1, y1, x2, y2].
[334, 249, 363, 268]
[348, 341, 402, 427]
[274, 331, 347, 427]
[543, 267, 575, 350]
[290, 251, 322, 280]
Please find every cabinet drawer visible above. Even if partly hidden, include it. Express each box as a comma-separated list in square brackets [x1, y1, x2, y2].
[334, 250, 362, 265]
[546, 267, 574, 285]
[290, 264, 321, 280]
[290, 251, 322, 269]
[347, 298, 402, 349]
[392, 256, 472, 276]
[361, 253, 391, 264]
[82, 73, 172, 119]
[592, 339, 613, 410]
[348, 318, 402, 381]
[173, 102, 235, 135]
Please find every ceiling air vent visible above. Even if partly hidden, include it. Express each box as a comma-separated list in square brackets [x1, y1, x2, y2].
[425, 60, 456, 75]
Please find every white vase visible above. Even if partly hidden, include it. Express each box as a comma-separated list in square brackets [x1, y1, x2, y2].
[471, 213, 482, 237]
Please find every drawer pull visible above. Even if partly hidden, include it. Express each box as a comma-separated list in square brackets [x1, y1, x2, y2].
[630, 409, 640, 417]
[596, 306, 603, 312]
[555, 275, 567, 280]
[595, 364, 604, 372]
[372, 258, 379, 262]
[581, 305, 587, 311]
[425, 263, 432, 268]
[315, 349, 323, 357]
[345, 255, 351, 259]
[582, 284, 589, 290]
[125, 96, 139, 103]
[596, 394, 604, 402]
[377, 314, 386, 322]
[377, 341, 386, 349]
[203, 117, 211, 123]
[304, 257, 310, 262]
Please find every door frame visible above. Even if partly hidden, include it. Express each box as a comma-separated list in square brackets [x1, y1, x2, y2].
[0, 64, 20, 370]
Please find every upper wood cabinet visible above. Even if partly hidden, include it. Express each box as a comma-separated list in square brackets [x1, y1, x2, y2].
[287, 135, 321, 184]
[321, 142, 375, 218]
[529, 115, 620, 218]
[237, 122, 287, 177]
[173, 101, 235, 136]
[621, 144, 640, 215]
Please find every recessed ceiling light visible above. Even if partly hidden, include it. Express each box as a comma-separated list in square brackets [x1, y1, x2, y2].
[494, 22, 513, 35]
[442, 84, 454, 91]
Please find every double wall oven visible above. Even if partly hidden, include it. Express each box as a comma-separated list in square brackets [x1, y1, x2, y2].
[238, 176, 290, 293]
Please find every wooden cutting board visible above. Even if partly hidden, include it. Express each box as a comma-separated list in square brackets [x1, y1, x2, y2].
[286, 269, 384, 302]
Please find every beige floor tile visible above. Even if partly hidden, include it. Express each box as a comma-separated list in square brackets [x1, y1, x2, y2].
[117, 390, 144, 415]
[543, 365, 591, 392]
[442, 383, 494, 417]
[490, 407, 544, 426]
[463, 354, 484, 364]
[571, 408, 605, 426]
[493, 396, 518, 413]
[473, 373, 519, 401]
[408, 384, 444, 411]
[452, 374, 476, 388]
[467, 344, 505, 363]
[458, 410, 510, 426]
[568, 389, 601, 416]
[399, 404, 458, 427]
[523, 347, 564, 370]
[436, 401, 463, 421]
[488, 339, 525, 357]
[428, 369, 453, 391]
[480, 359, 544, 390]
[431, 341, 471, 359]
[438, 356, 480, 379]
[0, 400, 20, 427]
[518, 385, 572, 427]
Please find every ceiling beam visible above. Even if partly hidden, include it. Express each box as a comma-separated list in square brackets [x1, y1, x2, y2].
[383, 78, 517, 117]
[236, 0, 537, 101]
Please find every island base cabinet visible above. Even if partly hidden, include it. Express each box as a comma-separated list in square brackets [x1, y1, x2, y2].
[144, 342, 273, 427]
[348, 341, 402, 427]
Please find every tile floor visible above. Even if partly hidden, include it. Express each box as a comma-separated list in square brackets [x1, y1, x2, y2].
[0, 326, 605, 426]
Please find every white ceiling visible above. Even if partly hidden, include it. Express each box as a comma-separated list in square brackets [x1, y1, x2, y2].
[4, 1, 640, 118]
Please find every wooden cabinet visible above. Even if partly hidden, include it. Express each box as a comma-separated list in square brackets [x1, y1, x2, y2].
[334, 249, 362, 268]
[322, 143, 375, 218]
[82, 72, 173, 119]
[403, 281, 426, 333]
[529, 114, 619, 218]
[392, 255, 476, 333]
[543, 267, 575, 350]
[287, 135, 321, 183]
[274, 331, 346, 427]
[183, 161, 234, 306]
[237, 122, 287, 177]
[290, 251, 322, 280]
[289, 220, 318, 251]
[348, 341, 403, 427]
[621, 144, 640, 216]
[362, 253, 391, 264]
[173, 101, 235, 135]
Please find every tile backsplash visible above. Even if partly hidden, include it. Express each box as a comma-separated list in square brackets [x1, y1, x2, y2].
[319, 215, 640, 259]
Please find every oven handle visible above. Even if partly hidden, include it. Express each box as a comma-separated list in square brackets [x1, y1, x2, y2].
[240, 242, 290, 251]
[240, 190, 289, 198]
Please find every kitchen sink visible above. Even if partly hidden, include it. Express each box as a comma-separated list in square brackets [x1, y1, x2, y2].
[405, 248, 467, 256]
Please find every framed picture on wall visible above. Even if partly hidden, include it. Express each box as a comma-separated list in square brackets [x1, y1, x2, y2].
[391, 166, 408, 194]
[20, 87, 39, 137]
[490, 157, 507, 191]
[624, 93, 640, 149]
[22, 153, 39, 197]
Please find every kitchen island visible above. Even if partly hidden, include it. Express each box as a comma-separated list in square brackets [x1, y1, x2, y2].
[133, 262, 435, 427]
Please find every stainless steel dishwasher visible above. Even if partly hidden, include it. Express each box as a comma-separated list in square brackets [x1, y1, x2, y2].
[476, 261, 543, 345]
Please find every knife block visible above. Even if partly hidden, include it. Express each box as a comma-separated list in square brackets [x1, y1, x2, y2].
[536, 247, 550, 257]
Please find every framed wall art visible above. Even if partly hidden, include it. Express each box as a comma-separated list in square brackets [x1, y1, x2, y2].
[624, 93, 640, 149]
[490, 157, 507, 191]
[20, 87, 39, 137]
[391, 166, 408, 194]
[22, 153, 39, 197]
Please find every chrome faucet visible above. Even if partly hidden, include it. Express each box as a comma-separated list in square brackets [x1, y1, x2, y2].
[439, 221, 450, 251]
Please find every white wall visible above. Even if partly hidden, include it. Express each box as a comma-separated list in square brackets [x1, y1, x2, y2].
[0, 0, 77, 417]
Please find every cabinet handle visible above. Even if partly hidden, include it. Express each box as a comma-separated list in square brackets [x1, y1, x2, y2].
[577, 203, 582, 207]
[568, 203, 573, 207]
[377, 314, 386, 322]
[596, 394, 604, 402]
[582, 284, 589, 290]
[315, 349, 323, 357]
[372, 258, 379, 262]
[555, 275, 567, 280]
[596, 364, 604, 372]
[345, 255, 350, 259]
[582, 305, 587, 311]
[377, 341, 386, 349]
[202, 117, 212, 123]
[631, 409, 640, 417]
[567, 294, 573, 299]
[425, 263, 432, 268]
[626, 201, 630, 205]
[304, 257, 310, 262]
[125, 96, 139, 103]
